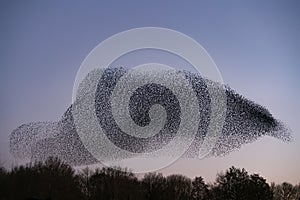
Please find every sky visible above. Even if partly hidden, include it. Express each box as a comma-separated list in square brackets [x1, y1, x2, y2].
[0, 0, 299, 184]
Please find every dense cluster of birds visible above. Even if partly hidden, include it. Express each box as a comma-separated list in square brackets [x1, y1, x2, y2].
[10, 67, 291, 166]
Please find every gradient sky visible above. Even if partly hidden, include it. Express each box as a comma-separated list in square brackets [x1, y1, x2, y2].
[0, 1, 299, 184]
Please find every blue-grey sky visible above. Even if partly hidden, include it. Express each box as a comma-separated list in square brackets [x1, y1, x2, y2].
[0, 1, 299, 183]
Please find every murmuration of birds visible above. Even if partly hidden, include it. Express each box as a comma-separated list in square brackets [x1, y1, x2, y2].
[10, 67, 292, 166]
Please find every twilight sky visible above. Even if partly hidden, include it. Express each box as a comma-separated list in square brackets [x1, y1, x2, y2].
[0, 1, 299, 183]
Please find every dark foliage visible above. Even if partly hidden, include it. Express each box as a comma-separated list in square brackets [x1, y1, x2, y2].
[142, 172, 166, 200]
[210, 167, 273, 200]
[191, 176, 209, 200]
[0, 158, 299, 200]
[0, 157, 82, 200]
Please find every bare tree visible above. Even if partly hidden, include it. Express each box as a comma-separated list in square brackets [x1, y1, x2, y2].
[272, 182, 299, 200]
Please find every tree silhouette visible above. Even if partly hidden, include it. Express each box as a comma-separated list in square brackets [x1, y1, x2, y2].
[0, 165, 8, 198]
[191, 176, 208, 200]
[1, 157, 300, 200]
[213, 166, 250, 200]
[165, 174, 192, 200]
[247, 174, 273, 200]
[142, 172, 166, 200]
[272, 182, 300, 200]
[212, 166, 272, 200]
[89, 166, 142, 200]
[2, 157, 82, 200]
[78, 167, 93, 200]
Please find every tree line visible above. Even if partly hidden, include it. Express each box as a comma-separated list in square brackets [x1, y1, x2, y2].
[0, 157, 299, 200]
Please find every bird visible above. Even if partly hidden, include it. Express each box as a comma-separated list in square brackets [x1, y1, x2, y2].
[10, 67, 291, 166]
